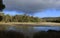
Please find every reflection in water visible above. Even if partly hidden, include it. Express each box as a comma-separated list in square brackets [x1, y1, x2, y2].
[33, 26, 60, 32]
[0, 26, 60, 38]
[7, 26, 16, 31]
[6, 26, 60, 38]
[7, 26, 60, 32]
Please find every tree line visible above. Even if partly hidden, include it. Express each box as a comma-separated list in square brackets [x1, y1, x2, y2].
[42, 17, 60, 23]
[0, 12, 60, 23]
[0, 13, 41, 22]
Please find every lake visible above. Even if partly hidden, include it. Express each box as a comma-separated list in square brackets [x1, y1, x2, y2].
[5, 25, 60, 33]
[0, 25, 60, 38]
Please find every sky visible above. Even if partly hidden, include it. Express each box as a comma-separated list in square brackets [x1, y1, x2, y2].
[3, 9, 60, 18]
[2, 0, 60, 18]
[34, 9, 60, 18]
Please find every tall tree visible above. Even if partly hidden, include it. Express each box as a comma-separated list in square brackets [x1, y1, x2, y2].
[0, 12, 4, 21]
[0, 0, 5, 11]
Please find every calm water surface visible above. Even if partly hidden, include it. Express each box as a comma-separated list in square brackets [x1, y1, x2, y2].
[7, 25, 60, 32]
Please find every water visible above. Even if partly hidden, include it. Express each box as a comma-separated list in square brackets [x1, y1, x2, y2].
[0, 25, 60, 38]
[33, 26, 60, 32]
[5, 25, 60, 38]
[6, 25, 60, 32]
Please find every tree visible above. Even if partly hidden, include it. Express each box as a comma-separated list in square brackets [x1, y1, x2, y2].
[4, 14, 12, 22]
[0, 16, 3, 21]
[0, 0, 5, 11]
[0, 12, 41, 22]
[0, 12, 4, 21]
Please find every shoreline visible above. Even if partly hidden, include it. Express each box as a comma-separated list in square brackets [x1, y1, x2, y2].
[0, 22, 60, 26]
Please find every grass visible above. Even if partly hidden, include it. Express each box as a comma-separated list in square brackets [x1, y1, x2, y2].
[0, 22, 60, 26]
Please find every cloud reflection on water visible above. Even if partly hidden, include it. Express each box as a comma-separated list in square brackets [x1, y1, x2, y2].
[33, 26, 60, 32]
[7, 26, 60, 32]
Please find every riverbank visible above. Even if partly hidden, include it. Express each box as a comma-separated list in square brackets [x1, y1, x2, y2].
[0, 22, 60, 26]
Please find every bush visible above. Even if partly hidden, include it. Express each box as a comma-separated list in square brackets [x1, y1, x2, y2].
[0, 30, 24, 38]
[33, 30, 60, 38]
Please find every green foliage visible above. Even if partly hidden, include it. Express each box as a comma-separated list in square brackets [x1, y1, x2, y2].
[1, 12, 60, 23]
[0, 13, 41, 22]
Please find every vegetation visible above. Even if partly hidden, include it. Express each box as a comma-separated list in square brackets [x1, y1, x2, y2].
[0, 30, 24, 38]
[42, 17, 60, 23]
[0, 13, 41, 22]
[33, 30, 60, 38]
[0, 12, 60, 23]
[0, 0, 5, 11]
[0, 29, 60, 38]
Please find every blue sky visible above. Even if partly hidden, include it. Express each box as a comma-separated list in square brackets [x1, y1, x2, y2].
[34, 9, 60, 18]
[3, 10, 23, 16]
[3, 9, 60, 18]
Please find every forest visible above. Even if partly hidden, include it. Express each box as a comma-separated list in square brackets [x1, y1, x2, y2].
[0, 0, 60, 23]
[0, 12, 60, 23]
[42, 17, 60, 23]
[0, 13, 41, 22]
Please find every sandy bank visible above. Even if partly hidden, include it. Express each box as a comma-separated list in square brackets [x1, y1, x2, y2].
[0, 22, 60, 26]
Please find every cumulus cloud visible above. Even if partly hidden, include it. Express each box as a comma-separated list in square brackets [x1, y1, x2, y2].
[3, 0, 60, 14]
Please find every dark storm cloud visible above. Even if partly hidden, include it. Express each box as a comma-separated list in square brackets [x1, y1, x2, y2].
[3, 0, 60, 14]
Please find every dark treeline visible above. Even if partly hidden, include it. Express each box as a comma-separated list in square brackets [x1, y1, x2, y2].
[0, 30, 60, 38]
[0, 13, 41, 22]
[42, 17, 60, 23]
